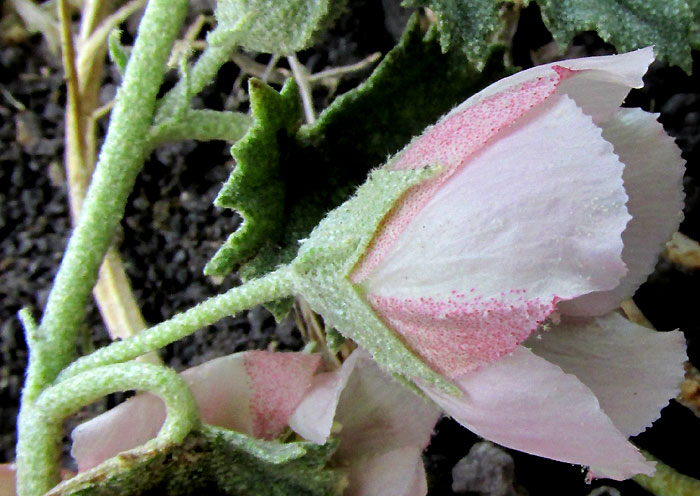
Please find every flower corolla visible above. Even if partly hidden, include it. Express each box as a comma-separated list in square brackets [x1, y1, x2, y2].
[70, 350, 438, 496]
[293, 47, 687, 480]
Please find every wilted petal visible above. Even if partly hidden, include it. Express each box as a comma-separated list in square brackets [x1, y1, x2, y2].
[71, 391, 165, 472]
[244, 351, 322, 439]
[0, 464, 16, 496]
[560, 109, 685, 316]
[292, 350, 439, 452]
[470, 48, 654, 124]
[342, 447, 427, 496]
[289, 350, 360, 443]
[362, 95, 630, 378]
[420, 347, 654, 480]
[527, 313, 686, 436]
[291, 350, 439, 496]
[333, 352, 439, 459]
[72, 352, 321, 471]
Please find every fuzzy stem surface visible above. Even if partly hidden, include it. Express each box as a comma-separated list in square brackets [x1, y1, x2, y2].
[154, 25, 239, 123]
[29, 0, 187, 399]
[16, 362, 199, 496]
[58, 266, 295, 381]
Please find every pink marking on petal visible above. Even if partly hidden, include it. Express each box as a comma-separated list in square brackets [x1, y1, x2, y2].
[352, 70, 570, 282]
[244, 351, 322, 440]
[368, 291, 556, 378]
[551, 65, 579, 79]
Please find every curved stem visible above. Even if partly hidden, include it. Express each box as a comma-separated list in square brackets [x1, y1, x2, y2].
[154, 25, 239, 123]
[634, 450, 700, 496]
[16, 362, 199, 496]
[148, 109, 251, 148]
[29, 0, 188, 400]
[58, 266, 295, 381]
[287, 54, 315, 124]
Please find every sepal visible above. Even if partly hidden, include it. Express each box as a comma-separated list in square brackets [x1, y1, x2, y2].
[291, 166, 456, 392]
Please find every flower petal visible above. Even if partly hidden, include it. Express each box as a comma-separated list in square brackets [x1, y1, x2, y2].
[291, 350, 438, 496]
[71, 351, 321, 470]
[342, 447, 427, 496]
[470, 48, 654, 124]
[362, 95, 630, 378]
[291, 350, 440, 454]
[333, 352, 440, 459]
[244, 351, 322, 439]
[559, 109, 685, 316]
[0, 464, 16, 496]
[289, 350, 361, 444]
[420, 347, 654, 480]
[352, 65, 565, 283]
[527, 313, 687, 436]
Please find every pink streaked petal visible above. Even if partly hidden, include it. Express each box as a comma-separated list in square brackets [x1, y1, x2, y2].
[0, 464, 16, 496]
[289, 350, 361, 444]
[420, 347, 654, 480]
[71, 391, 165, 471]
[351, 70, 566, 282]
[342, 447, 427, 496]
[527, 313, 687, 437]
[470, 48, 654, 124]
[72, 352, 321, 470]
[244, 351, 322, 439]
[362, 95, 629, 378]
[333, 351, 440, 460]
[368, 292, 555, 378]
[560, 109, 685, 316]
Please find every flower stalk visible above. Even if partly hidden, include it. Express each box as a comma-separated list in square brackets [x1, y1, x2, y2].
[58, 266, 295, 381]
[16, 362, 199, 496]
[30, 0, 188, 398]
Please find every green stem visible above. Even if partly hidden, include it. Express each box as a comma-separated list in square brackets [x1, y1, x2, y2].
[154, 25, 239, 123]
[58, 266, 295, 381]
[634, 450, 700, 496]
[16, 362, 199, 496]
[27, 0, 188, 400]
[148, 109, 252, 148]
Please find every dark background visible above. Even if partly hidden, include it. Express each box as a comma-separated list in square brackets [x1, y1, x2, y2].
[0, 1, 697, 494]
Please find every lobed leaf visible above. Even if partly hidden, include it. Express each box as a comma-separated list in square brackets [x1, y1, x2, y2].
[404, 0, 504, 66]
[205, 78, 303, 277]
[535, 0, 697, 73]
[411, 0, 698, 72]
[212, 0, 347, 55]
[50, 426, 345, 496]
[206, 15, 510, 294]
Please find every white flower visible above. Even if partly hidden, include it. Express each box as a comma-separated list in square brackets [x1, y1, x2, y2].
[345, 47, 687, 480]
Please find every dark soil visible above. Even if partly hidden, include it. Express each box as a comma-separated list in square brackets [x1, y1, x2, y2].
[0, 1, 698, 495]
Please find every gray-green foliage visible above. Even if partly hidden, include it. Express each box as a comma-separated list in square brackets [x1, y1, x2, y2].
[212, 0, 348, 55]
[404, 0, 503, 65]
[206, 15, 510, 289]
[536, 0, 698, 73]
[50, 426, 345, 496]
[205, 79, 302, 277]
[107, 30, 128, 77]
[410, 0, 699, 72]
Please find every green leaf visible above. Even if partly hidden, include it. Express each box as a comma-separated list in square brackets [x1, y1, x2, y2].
[535, 0, 697, 73]
[50, 426, 346, 496]
[108, 29, 129, 77]
[211, 0, 347, 55]
[404, 0, 504, 66]
[207, 15, 510, 288]
[205, 78, 303, 277]
[409, 0, 698, 72]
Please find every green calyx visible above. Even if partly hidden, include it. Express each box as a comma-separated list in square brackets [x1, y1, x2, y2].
[290, 165, 458, 394]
